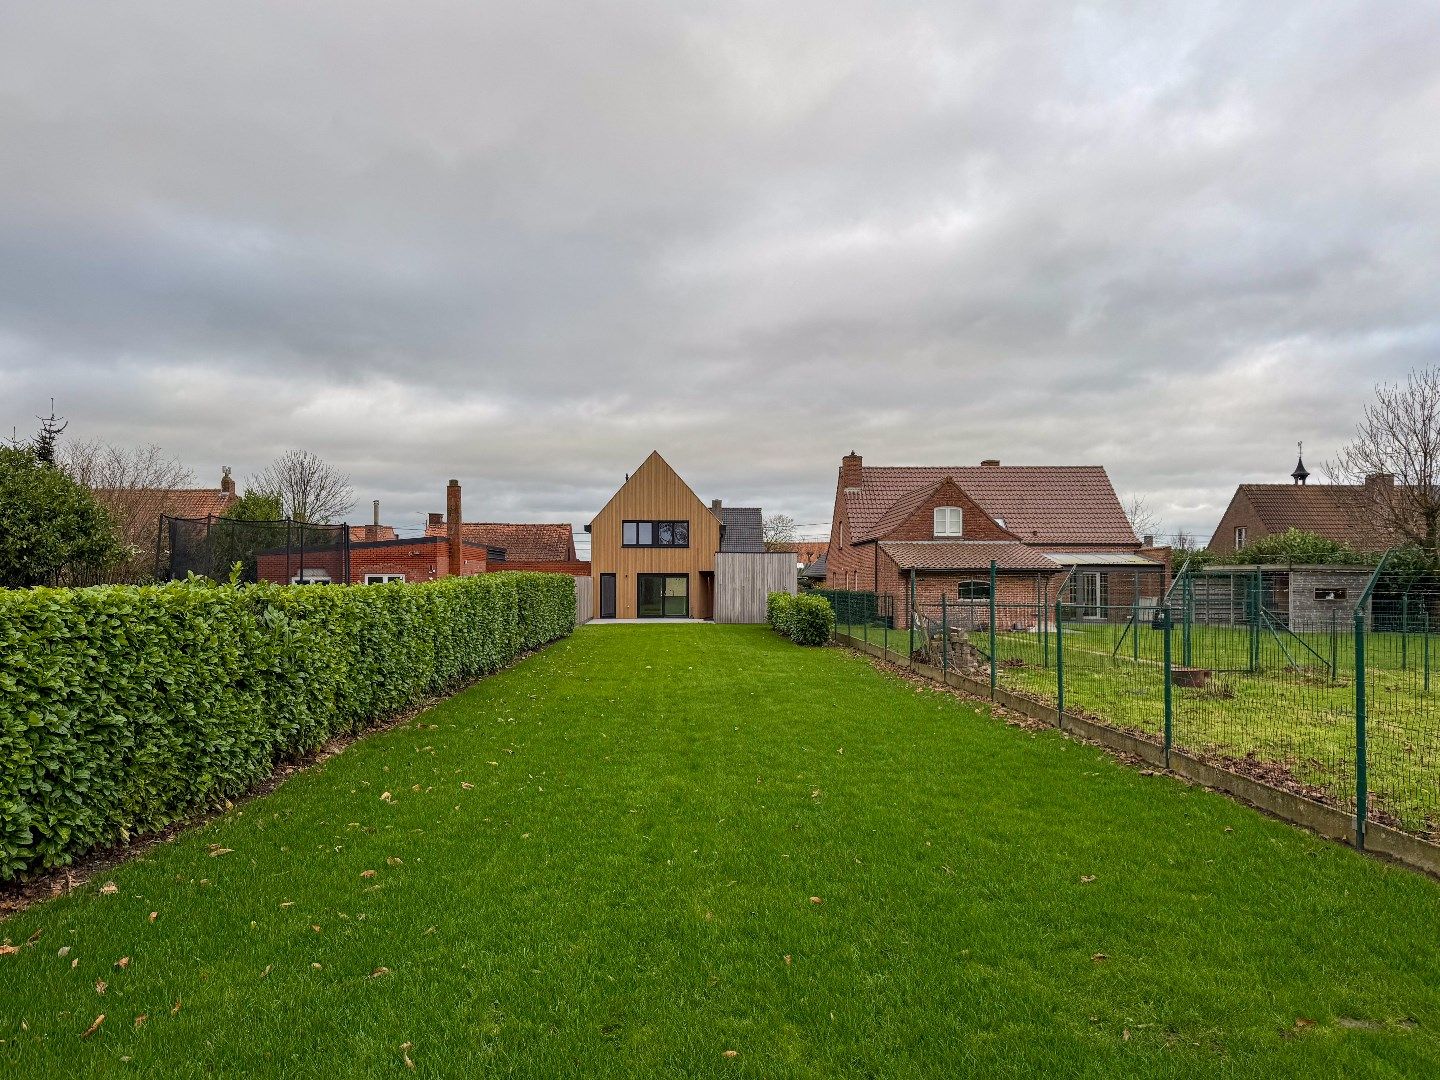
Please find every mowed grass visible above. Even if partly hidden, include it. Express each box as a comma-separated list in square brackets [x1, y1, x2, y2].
[852, 620, 1440, 831]
[3, 625, 1440, 1078]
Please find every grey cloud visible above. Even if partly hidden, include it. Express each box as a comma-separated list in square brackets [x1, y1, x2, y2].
[2, 1, 1439, 549]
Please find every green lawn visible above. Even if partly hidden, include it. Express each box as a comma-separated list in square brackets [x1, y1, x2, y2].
[847, 620, 1440, 833]
[3, 624, 1440, 1078]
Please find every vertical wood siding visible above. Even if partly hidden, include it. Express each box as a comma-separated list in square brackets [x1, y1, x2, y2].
[574, 575, 594, 624]
[714, 552, 797, 623]
[588, 452, 723, 619]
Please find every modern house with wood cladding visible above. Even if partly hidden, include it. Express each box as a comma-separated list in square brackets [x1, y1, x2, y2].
[585, 451, 794, 621]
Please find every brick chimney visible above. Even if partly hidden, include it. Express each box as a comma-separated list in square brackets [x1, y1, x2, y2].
[446, 479, 463, 576]
[841, 451, 863, 491]
[366, 499, 380, 542]
[980, 459, 1000, 467]
[1365, 472, 1395, 493]
[711, 498, 722, 512]
[220, 466, 236, 495]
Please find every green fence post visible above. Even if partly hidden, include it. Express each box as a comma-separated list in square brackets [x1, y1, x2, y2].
[1249, 569, 1261, 673]
[1182, 573, 1193, 668]
[1355, 608, 1368, 850]
[1055, 595, 1065, 729]
[1425, 610, 1431, 693]
[988, 559, 998, 695]
[1162, 604, 1173, 769]
[941, 593, 949, 675]
[908, 570, 916, 659]
[1402, 592, 1410, 670]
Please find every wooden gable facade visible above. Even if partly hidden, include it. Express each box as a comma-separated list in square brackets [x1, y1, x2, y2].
[588, 451, 723, 619]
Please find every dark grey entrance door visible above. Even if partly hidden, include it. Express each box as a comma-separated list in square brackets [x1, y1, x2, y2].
[599, 573, 616, 619]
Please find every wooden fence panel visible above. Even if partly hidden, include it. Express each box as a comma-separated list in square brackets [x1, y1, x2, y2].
[714, 552, 796, 623]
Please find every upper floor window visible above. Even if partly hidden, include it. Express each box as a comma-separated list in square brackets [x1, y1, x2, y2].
[623, 520, 689, 548]
[1234, 526, 1247, 550]
[934, 507, 963, 537]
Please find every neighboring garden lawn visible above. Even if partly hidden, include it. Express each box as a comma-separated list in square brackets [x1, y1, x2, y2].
[4, 625, 1440, 1078]
[848, 620, 1440, 833]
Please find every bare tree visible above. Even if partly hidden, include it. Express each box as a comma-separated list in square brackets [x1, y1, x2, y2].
[1123, 494, 1162, 543]
[762, 513, 797, 551]
[249, 449, 354, 524]
[62, 439, 193, 492]
[1330, 369, 1440, 555]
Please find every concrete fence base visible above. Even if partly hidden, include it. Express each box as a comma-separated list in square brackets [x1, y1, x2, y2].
[834, 631, 1440, 878]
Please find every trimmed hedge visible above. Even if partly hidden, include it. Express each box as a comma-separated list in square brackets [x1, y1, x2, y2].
[0, 571, 575, 881]
[767, 591, 834, 646]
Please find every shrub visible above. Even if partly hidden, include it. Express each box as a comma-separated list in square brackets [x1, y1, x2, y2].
[0, 571, 574, 881]
[767, 591, 834, 646]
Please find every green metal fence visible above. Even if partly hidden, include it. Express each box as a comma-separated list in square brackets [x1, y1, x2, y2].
[819, 554, 1440, 848]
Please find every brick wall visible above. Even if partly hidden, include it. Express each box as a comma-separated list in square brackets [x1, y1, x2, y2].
[491, 559, 592, 577]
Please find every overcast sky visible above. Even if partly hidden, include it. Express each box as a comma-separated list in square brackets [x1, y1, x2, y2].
[3, 2, 1438, 553]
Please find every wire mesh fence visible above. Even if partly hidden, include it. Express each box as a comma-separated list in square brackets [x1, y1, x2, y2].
[819, 554, 1440, 848]
[162, 515, 351, 584]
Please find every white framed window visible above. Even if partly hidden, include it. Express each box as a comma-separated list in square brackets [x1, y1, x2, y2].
[291, 568, 332, 585]
[933, 507, 963, 537]
[364, 573, 406, 585]
[1234, 526, 1247, 550]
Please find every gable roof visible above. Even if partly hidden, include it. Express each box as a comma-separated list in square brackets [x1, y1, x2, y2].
[774, 541, 829, 566]
[844, 465, 1136, 546]
[348, 524, 399, 542]
[719, 507, 765, 552]
[424, 521, 576, 561]
[879, 541, 1062, 572]
[96, 487, 239, 521]
[1232, 484, 1389, 550]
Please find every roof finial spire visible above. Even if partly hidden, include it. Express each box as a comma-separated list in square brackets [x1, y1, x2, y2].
[1291, 441, 1309, 486]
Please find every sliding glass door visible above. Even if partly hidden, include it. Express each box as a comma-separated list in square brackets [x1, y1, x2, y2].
[637, 574, 689, 618]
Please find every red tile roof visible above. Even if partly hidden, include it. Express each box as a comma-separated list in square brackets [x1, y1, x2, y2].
[774, 541, 829, 565]
[425, 522, 577, 561]
[847, 466, 1136, 546]
[1235, 484, 1391, 550]
[348, 525, 399, 542]
[95, 487, 239, 521]
[879, 541, 1062, 572]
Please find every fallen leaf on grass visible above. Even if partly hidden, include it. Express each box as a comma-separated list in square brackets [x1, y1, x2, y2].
[369, 967, 390, 979]
[171, 999, 182, 1016]
[99, 882, 118, 896]
[80, 1014, 105, 1039]
[311, 925, 322, 933]
[387, 857, 403, 867]
[57, 946, 70, 957]
[783, 955, 792, 966]
[401, 1041, 415, 1070]
[1122, 1028, 1130, 1041]
[95, 979, 107, 995]
[71, 958, 80, 968]
[134, 1014, 147, 1029]
[114, 957, 130, 970]
[260, 965, 272, 978]
[380, 792, 393, 802]
[360, 870, 376, 879]
[461, 782, 474, 790]
[26, 928, 43, 945]
[208, 846, 234, 857]
[809, 896, 823, 905]
[148, 912, 158, 923]
[723, 1050, 739, 1059]
[1091, 953, 1109, 963]
[1294, 1017, 1316, 1030]
[0, 945, 18, 957]
[1080, 875, 1097, 884]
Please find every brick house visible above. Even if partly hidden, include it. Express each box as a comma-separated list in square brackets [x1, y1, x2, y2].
[1207, 450, 1395, 557]
[825, 452, 1168, 628]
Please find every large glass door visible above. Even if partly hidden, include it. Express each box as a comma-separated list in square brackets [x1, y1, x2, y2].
[637, 574, 688, 618]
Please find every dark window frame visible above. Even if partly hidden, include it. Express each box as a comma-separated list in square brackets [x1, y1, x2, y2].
[636, 573, 690, 618]
[622, 519, 690, 548]
[957, 580, 991, 601]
